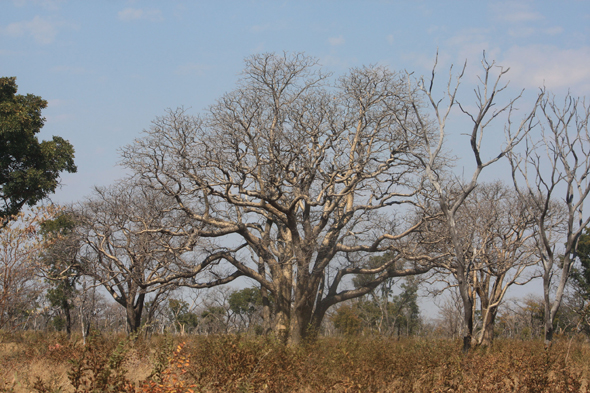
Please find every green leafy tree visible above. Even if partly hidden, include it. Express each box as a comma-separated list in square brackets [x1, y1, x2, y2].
[40, 212, 79, 336]
[0, 77, 76, 223]
[200, 306, 227, 334]
[332, 304, 362, 336]
[228, 287, 269, 332]
[568, 227, 590, 332]
[168, 298, 198, 334]
[571, 227, 590, 300]
[351, 253, 422, 336]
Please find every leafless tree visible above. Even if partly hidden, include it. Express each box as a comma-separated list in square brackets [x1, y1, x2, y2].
[121, 53, 439, 344]
[74, 180, 234, 333]
[509, 92, 590, 346]
[0, 207, 56, 330]
[459, 182, 538, 346]
[395, 53, 540, 351]
[423, 183, 539, 346]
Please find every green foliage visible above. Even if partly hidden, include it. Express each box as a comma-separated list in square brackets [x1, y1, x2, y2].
[228, 287, 263, 316]
[332, 304, 362, 336]
[350, 254, 422, 336]
[0, 77, 76, 220]
[571, 227, 590, 300]
[40, 212, 80, 335]
[167, 299, 198, 333]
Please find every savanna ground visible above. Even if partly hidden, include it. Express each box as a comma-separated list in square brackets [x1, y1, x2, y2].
[0, 331, 588, 393]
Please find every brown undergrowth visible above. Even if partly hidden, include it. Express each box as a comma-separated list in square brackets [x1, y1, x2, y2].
[0, 331, 589, 392]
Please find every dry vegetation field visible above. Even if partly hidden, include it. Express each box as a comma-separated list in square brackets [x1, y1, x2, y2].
[1, 332, 589, 393]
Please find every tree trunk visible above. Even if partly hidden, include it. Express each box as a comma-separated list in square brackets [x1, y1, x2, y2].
[274, 275, 292, 344]
[457, 270, 474, 353]
[62, 298, 72, 337]
[478, 306, 498, 347]
[126, 294, 145, 334]
[543, 264, 554, 348]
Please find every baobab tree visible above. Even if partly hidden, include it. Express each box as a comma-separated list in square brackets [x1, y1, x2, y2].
[122, 53, 439, 344]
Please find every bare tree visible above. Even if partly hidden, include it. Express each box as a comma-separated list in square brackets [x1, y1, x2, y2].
[509, 92, 590, 346]
[0, 207, 56, 329]
[75, 180, 233, 333]
[396, 54, 540, 351]
[423, 183, 538, 346]
[122, 53, 439, 344]
[459, 182, 538, 346]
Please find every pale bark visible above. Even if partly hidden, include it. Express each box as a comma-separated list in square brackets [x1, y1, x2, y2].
[397, 53, 539, 352]
[509, 93, 590, 346]
[121, 53, 438, 344]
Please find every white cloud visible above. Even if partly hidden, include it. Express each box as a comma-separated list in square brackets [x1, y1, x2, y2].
[118, 8, 163, 22]
[386, 34, 394, 45]
[502, 45, 590, 94]
[3, 15, 57, 44]
[328, 35, 345, 46]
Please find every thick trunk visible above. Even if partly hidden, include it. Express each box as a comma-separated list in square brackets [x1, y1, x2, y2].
[62, 298, 72, 337]
[544, 322, 554, 348]
[288, 302, 315, 345]
[457, 272, 474, 352]
[462, 303, 473, 353]
[260, 284, 272, 335]
[543, 263, 554, 347]
[274, 277, 291, 344]
[126, 294, 145, 334]
[478, 306, 498, 347]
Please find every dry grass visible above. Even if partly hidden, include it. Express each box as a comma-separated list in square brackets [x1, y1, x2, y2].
[0, 331, 588, 392]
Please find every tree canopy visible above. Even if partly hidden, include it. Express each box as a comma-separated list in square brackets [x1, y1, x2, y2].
[0, 77, 76, 222]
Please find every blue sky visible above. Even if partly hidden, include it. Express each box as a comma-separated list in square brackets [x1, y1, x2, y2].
[2, 0, 589, 204]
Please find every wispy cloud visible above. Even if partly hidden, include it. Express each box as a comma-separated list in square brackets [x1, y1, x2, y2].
[492, 1, 543, 23]
[328, 35, 345, 46]
[175, 63, 209, 76]
[12, 0, 64, 10]
[118, 8, 163, 22]
[502, 45, 590, 93]
[51, 65, 90, 74]
[386, 34, 394, 45]
[544, 26, 563, 36]
[251, 24, 271, 33]
[444, 28, 500, 71]
[3, 15, 58, 44]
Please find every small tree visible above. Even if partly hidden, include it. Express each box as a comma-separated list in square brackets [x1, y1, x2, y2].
[168, 298, 198, 334]
[0, 206, 57, 329]
[40, 212, 80, 336]
[229, 287, 266, 333]
[75, 181, 230, 334]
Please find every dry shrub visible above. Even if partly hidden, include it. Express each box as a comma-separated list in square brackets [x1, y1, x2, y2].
[2, 332, 590, 392]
